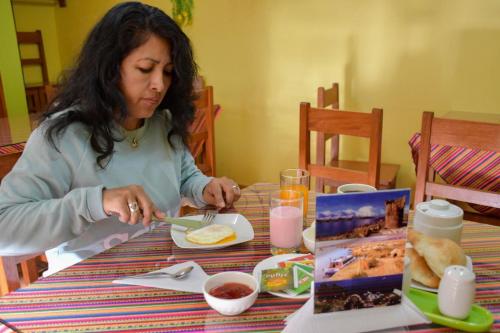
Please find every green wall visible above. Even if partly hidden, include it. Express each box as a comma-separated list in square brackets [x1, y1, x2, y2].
[0, 0, 29, 141]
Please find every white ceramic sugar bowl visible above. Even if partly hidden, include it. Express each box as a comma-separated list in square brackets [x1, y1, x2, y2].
[413, 199, 464, 243]
[438, 265, 476, 319]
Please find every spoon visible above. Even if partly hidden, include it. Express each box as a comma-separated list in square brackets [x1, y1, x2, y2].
[127, 266, 194, 280]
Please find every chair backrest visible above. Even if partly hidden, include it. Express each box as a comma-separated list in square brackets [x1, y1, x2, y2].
[188, 86, 216, 176]
[44, 84, 58, 105]
[16, 30, 49, 85]
[317, 82, 339, 109]
[316, 83, 340, 191]
[17, 30, 55, 114]
[414, 111, 500, 210]
[299, 102, 383, 189]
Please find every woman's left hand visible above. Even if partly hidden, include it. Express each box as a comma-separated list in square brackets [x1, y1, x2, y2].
[202, 177, 241, 209]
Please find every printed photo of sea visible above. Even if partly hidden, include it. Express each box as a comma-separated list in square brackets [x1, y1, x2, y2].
[316, 189, 410, 240]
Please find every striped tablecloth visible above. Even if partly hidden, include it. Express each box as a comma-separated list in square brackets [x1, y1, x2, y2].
[1, 183, 499, 332]
[408, 133, 500, 217]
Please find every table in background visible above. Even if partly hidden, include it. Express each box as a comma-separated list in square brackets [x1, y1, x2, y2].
[0, 183, 499, 332]
[0, 114, 39, 175]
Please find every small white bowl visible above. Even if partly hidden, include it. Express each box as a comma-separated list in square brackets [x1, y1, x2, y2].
[203, 271, 258, 316]
[302, 223, 315, 253]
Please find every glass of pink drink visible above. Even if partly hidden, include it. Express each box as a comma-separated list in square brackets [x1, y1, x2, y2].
[269, 190, 303, 255]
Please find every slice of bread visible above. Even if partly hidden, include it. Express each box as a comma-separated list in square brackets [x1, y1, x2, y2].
[406, 247, 441, 288]
[408, 229, 466, 278]
[186, 224, 235, 245]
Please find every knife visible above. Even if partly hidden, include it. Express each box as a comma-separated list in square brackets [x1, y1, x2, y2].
[152, 216, 204, 229]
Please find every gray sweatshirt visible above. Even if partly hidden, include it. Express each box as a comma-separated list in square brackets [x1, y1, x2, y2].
[0, 109, 210, 273]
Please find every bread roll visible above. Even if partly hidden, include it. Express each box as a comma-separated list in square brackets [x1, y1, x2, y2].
[408, 229, 466, 277]
[406, 248, 440, 288]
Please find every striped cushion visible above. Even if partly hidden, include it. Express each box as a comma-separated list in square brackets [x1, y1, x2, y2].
[0, 143, 25, 156]
[409, 133, 499, 217]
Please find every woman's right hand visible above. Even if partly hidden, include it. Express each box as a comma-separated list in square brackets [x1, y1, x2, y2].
[102, 185, 165, 226]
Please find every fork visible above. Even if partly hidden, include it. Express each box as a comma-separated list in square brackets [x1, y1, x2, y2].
[200, 209, 217, 227]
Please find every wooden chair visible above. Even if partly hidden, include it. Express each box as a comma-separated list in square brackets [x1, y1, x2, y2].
[314, 83, 399, 192]
[0, 254, 41, 296]
[316, 83, 340, 192]
[16, 30, 56, 114]
[188, 86, 216, 177]
[414, 112, 500, 226]
[299, 102, 386, 190]
[0, 152, 45, 296]
[44, 84, 58, 105]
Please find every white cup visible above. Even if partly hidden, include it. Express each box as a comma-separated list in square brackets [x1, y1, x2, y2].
[438, 265, 476, 319]
[337, 183, 377, 194]
[414, 199, 464, 244]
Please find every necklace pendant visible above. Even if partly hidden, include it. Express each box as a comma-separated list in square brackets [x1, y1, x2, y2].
[131, 137, 139, 148]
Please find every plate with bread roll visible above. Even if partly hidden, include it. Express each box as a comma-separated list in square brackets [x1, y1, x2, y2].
[170, 213, 254, 249]
[407, 229, 471, 293]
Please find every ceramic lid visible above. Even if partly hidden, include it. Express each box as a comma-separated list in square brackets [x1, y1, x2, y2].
[415, 199, 463, 227]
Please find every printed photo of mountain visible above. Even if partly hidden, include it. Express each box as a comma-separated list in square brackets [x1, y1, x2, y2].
[316, 189, 410, 241]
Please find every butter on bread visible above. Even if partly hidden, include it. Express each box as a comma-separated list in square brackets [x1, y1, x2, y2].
[408, 229, 466, 278]
[186, 224, 235, 245]
[406, 247, 440, 288]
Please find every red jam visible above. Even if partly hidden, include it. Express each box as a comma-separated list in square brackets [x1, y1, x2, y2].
[209, 282, 253, 299]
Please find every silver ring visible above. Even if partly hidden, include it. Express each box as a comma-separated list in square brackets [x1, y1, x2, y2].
[128, 201, 139, 213]
[232, 185, 240, 193]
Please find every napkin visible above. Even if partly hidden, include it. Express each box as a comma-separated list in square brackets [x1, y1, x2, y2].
[283, 295, 430, 333]
[112, 261, 208, 293]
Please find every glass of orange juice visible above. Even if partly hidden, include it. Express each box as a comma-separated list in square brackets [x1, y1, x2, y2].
[280, 169, 310, 219]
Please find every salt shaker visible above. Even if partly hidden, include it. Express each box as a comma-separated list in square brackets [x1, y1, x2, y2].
[438, 265, 476, 319]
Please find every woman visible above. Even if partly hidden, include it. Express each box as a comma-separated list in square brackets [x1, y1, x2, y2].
[0, 2, 240, 274]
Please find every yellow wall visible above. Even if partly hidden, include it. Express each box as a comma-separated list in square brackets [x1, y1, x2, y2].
[187, 0, 500, 189]
[54, 0, 172, 70]
[16, 0, 500, 190]
[0, 0, 29, 139]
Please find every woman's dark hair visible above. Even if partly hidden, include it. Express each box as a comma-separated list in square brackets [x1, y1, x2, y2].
[42, 1, 197, 167]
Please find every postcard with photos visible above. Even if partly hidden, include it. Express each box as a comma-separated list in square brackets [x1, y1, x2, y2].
[313, 189, 410, 314]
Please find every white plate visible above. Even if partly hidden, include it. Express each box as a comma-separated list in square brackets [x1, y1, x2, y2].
[170, 213, 254, 249]
[411, 255, 473, 293]
[252, 253, 311, 300]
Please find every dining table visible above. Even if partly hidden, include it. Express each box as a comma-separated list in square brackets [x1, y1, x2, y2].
[0, 183, 499, 332]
